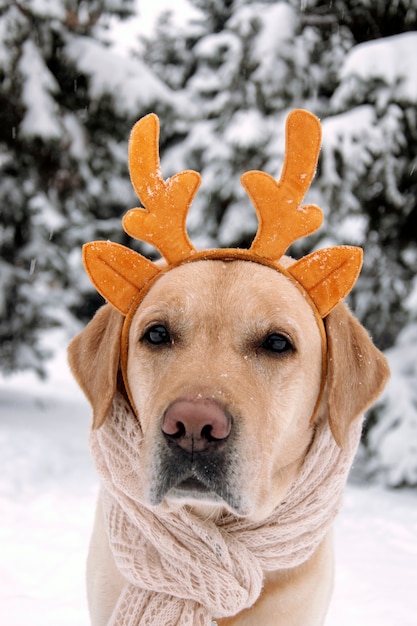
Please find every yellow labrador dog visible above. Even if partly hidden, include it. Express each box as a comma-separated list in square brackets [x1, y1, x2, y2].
[70, 260, 388, 626]
[68, 111, 389, 625]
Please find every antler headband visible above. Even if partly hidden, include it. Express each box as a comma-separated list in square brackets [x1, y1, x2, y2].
[83, 110, 362, 320]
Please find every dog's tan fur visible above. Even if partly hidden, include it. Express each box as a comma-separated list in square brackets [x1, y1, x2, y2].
[69, 259, 389, 625]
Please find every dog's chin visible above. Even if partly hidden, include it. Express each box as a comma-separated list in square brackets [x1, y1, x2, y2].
[166, 491, 248, 519]
[169, 476, 221, 500]
[165, 477, 226, 510]
[150, 473, 248, 517]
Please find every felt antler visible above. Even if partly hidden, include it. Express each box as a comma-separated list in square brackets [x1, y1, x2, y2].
[123, 114, 201, 263]
[242, 109, 323, 260]
[82, 114, 201, 315]
[241, 109, 362, 317]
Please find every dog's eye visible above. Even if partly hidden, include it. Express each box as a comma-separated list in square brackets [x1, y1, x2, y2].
[142, 324, 171, 346]
[261, 333, 293, 354]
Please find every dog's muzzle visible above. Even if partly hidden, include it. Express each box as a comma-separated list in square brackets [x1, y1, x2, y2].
[149, 398, 245, 513]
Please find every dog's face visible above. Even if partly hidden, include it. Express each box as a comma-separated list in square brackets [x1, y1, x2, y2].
[125, 260, 323, 520]
[69, 258, 389, 523]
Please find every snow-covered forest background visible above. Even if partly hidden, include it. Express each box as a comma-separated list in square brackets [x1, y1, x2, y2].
[0, 1, 417, 623]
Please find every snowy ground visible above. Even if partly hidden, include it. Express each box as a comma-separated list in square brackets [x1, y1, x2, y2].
[1, 341, 416, 625]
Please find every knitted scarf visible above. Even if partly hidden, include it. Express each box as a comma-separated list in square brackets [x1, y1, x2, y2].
[90, 392, 362, 626]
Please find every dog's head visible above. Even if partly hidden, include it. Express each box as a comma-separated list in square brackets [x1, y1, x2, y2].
[69, 260, 388, 520]
[68, 111, 389, 521]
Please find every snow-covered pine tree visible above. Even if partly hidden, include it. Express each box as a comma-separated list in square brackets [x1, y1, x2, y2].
[313, 1, 417, 351]
[315, 0, 417, 486]
[0, 0, 176, 375]
[144, 0, 417, 485]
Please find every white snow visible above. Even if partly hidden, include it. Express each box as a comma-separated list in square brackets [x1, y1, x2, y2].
[64, 35, 173, 115]
[0, 346, 96, 626]
[327, 484, 417, 626]
[227, 2, 299, 112]
[335, 214, 368, 246]
[106, 0, 201, 56]
[321, 106, 378, 186]
[367, 323, 417, 487]
[1, 339, 416, 625]
[19, 39, 62, 140]
[252, 2, 297, 75]
[225, 109, 267, 150]
[319, 105, 408, 218]
[333, 32, 417, 108]
[189, 32, 243, 99]
[18, 0, 66, 20]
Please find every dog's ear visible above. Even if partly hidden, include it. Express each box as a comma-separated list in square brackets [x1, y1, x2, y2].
[324, 302, 390, 447]
[68, 304, 124, 429]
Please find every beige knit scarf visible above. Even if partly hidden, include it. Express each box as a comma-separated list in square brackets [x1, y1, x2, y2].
[90, 392, 362, 626]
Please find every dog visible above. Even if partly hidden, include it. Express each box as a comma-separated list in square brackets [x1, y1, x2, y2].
[68, 111, 389, 625]
[69, 258, 389, 625]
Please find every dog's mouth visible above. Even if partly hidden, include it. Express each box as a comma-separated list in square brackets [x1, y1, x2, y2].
[155, 462, 233, 504]
[169, 475, 219, 501]
[149, 444, 245, 514]
[176, 476, 211, 492]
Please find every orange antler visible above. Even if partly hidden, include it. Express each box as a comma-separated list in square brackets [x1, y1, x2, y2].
[122, 113, 201, 264]
[241, 109, 323, 260]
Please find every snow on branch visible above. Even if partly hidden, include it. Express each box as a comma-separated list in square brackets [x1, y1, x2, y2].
[367, 323, 417, 487]
[64, 35, 173, 115]
[19, 39, 62, 139]
[333, 32, 417, 110]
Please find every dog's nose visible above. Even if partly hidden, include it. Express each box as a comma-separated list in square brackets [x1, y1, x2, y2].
[162, 398, 231, 453]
